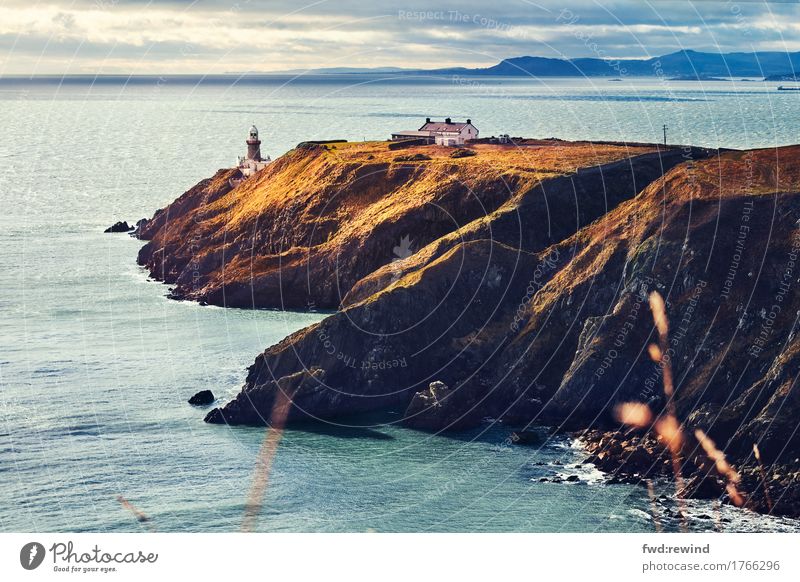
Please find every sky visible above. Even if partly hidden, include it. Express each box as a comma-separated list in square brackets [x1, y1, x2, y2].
[1, 0, 799, 75]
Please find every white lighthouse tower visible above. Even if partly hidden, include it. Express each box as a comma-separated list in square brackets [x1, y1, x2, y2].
[238, 124, 271, 177]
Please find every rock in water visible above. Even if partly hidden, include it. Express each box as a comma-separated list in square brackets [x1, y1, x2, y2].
[510, 430, 543, 446]
[104, 220, 133, 233]
[188, 390, 215, 406]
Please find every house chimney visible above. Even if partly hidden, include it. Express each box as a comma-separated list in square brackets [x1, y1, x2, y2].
[445, 117, 452, 124]
[425, 117, 431, 123]
[466, 119, 471, 124]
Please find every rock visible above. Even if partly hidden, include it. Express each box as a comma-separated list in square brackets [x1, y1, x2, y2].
[207, 240, 536, 426]
[394, 153, 431, 162]
[188, 390, 215, 406]
[204, 408, 225, 423]
[510, 430, 543, 446]
[500, 398, 543, 426]
[402, 381, 479, 432]
[566, 475, 580, 482]
[681, 473, 724, 499]
[450, 148, 476, 158]
[129, 218, 149, 237]
[204, 368, 326, 425]
[104, 220, 132, 233]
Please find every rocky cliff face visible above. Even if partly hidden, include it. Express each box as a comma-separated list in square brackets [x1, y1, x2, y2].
[141, 139, 800, 514]
[191, 141, 714, 427]
[138, 140, 680, 309]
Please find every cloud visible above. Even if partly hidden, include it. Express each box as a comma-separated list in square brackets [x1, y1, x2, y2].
[0, 0, 798, 74]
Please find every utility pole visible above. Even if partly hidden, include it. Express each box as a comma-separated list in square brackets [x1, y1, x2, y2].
[663, 124, 668, 146]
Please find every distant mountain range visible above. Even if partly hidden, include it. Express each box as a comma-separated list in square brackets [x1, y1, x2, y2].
[452, 50, 800, 78]
[296, 50, 800, 79]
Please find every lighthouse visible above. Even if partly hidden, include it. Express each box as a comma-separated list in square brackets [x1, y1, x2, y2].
[246, 125, 262, 161]
[238, 124, 271, 177]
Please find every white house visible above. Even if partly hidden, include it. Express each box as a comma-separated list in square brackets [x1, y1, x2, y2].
[391, 118, 479, 146]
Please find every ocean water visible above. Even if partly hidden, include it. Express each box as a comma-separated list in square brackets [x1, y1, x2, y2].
[1, 75, 799, 532]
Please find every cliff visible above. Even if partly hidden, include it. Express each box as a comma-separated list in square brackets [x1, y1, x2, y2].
[137, 140, 684, 309]
[140, 139, 800, 515]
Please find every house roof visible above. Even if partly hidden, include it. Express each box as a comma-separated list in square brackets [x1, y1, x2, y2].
[392, 130, 432, 137]
[419, 121, 475, 132]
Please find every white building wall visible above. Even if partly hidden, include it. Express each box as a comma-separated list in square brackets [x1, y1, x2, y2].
[435, 132, 464, 146]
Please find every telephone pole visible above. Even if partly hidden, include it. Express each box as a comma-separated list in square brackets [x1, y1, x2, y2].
[663, 124, 668, 146]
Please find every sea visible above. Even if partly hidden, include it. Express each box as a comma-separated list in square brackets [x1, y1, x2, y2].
[1, 74, 799, 532]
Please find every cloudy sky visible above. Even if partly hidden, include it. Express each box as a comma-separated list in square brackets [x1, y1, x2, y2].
[1, 0, 799, 74]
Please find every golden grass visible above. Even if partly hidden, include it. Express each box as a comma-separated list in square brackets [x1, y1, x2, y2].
[614, 290, 763, 529]
[614, 402, 653, 428]
[205, 141, 658, 234]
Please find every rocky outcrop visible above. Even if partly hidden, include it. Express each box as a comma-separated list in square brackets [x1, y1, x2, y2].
[205, 238, 538, 424]
[142, 139, 800, 515]
[137, 141, 696, 309]
[105, 220, 133, 233]
[403, 381, 478, 431]
[188, 390, 215, 406]
[201, 142, 721, 428]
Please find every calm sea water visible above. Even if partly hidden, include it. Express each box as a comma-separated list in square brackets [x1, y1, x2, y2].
[1, 76, 799, 532]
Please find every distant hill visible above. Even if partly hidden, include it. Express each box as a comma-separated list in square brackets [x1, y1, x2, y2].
[764, 73, 800, 82]
[267, 50, 800, 79]
[448, 50, 800, 78]
[278, 66, 414, 74]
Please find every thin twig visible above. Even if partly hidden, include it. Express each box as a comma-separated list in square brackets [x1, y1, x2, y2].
[116, 495, 156, 532]
[753, 443, 774, 513]
[241, 389, 295, 532]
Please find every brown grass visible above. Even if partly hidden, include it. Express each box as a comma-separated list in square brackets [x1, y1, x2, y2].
[615, 291, 759, 530]
[695, 429, 744, 508]
[648, 291, 687, 530]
